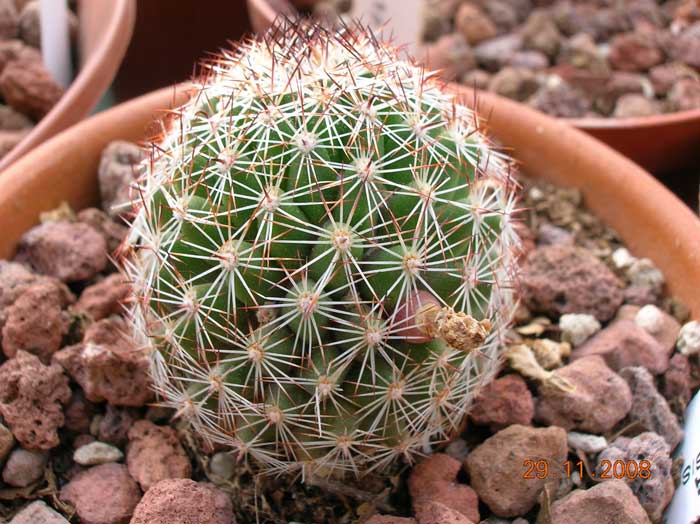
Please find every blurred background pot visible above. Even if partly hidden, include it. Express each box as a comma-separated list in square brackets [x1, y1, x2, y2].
[0, 0, 136, 171]
[569, 110, 700, 177]
[111, 0, 256, 102]
[247, 0, 700, 207]
[0, 83, 697, 317]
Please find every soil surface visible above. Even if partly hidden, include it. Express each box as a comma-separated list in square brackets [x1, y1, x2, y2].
[0, 141, 696, 524]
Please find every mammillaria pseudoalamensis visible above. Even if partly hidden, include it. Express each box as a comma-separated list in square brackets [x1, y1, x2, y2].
[124, 21, 519, 477]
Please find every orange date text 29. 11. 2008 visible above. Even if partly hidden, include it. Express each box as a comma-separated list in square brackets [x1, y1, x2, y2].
[522, 459, 652, 480]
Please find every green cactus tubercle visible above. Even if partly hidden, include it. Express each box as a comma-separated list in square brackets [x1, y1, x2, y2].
[125, 21, 519, 477]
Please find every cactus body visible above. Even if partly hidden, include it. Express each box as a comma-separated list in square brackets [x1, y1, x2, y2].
[125, 22, 519, 477]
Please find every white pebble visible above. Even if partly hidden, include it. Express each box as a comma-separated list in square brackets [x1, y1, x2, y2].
[73, 441, 123, 466]
[571, 470, 582, 487]
[567, 431, 608, 454]
[635, 304, 665, 334]
[9, 501, 69, 524]
[678, 321, 700, 356]
[628, 258, 664, 289]
[445, 438, 469, 463]
[612, 247, 635, 269]
[209, 452, 235, 480]
[559, 313, 601, 346]
[528, 187, 544, 200]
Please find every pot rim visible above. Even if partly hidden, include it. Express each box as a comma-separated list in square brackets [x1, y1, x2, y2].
[568, 107, 700, 130]
[0, 82, 697, 318]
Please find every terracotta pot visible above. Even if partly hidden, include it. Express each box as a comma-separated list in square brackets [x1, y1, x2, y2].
[0, 83, 697, 318]
[111, 0, 254, 102]
[246, 0, 700, 176]
[0, 0, 136, 171]
[569, 111, 700, 176]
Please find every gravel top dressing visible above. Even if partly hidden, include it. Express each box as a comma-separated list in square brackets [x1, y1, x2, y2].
[0, 136, 695, 524]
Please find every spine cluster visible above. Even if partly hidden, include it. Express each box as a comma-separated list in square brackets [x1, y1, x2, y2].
[124, 20, 519, 477]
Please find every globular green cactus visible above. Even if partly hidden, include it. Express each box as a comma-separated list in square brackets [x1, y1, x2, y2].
[125, 21, 519, 478]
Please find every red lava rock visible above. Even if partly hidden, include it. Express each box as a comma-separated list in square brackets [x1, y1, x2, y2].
[469, 374, 534, 431]
[53, 317, 152, 407]
[64, 390, 97, 434]
[557, 33, 607, 72]
[98, 141, 144, 219]
[663, 353, 692, 411]
[0, 260, 51, 327]
[99, 405, 136, 447]
[75, 274, 130, 321]
[509, 49, 549, 70]
[2, 448, 47, 487]
[474, 34, 523, 71]
[664, 27, 700, 70]
[461, 69, 492, 90]
[624, 285, 659, 307]
[422, 33, 476, 81]
[0, 38, 38, 74]
[415, 501, 475, 524]
[2, 280, 72, 363]
[8, 500, 69, 524]
[535, 356, 632, 433]
[15, 221, 107, 283]
[553, 2, 630, 41]
[16, 0, 38, 48]
[613, 94, 659, 118]
[649, 62, 698, 96]
[548, 479, 651, 524]
[0, 350, 70, 450]
[73, 433, 96, 449]
[537, 223, 573, 246]
[595, 432, 673, 523]
[464, 424, 567, 517]
[421, 12, 450, 42]
[608, 32, 663, 72]
[76, 208, 128, 255]
[0, 260, 41, 326]
[408, 452, 460, 485]
[130, 479, 233, 524]
[628, 0, 664, 29]
[482, 0, 518, 32]
[0, 422, 13, 462]
[0, 0, 17, 40]
[60, 463, 141, 524]
[522, 9, 562, 58]
[408, 453, 479, 523]
[521, 244, 623, 322]
[455, 3, 497, 45]
[366, 516, 417, 524]
[619, 366, 684, 450]
[596, 71, 649, 114]
[572, 319, 670, 374]
[529, 81, 592, 118]
[549, 64, 610, 100]
[487, 66, 539, 101]
[668, 78, 700, 111]
[0, 56, 64, 120]
[126, 420, 192, 492]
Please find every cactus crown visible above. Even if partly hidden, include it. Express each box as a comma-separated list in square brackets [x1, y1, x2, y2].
[125, 20, 519, 478]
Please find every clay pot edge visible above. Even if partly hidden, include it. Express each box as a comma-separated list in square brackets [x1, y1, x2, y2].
[0, 82, 697, 317]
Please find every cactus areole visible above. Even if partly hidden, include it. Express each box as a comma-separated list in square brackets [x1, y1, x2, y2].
[124, 21, 519, 477]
